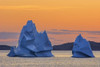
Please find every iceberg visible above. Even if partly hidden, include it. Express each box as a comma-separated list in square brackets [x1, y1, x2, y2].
[72, 34, 95, 58]
[7, 46, 16, 57]
[8, 20, 53, 57]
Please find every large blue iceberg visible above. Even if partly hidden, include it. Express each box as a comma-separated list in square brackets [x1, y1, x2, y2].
[8, 20, 53, 57]
[72, 34, 95, 58]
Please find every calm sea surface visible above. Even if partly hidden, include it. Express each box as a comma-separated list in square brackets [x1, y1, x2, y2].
[0, 50, 100, 67]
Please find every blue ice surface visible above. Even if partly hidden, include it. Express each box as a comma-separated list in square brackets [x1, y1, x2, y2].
[7, 46, 16, 57]
[72, 34, 95, 58]
[8, 20, 53, 57]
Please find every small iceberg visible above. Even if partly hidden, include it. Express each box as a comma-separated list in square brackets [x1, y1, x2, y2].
[8, 20, 53, 57]
[72, 34, 95, 58]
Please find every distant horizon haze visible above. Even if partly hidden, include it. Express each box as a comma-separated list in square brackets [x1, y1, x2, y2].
[0, 29, 100, 46]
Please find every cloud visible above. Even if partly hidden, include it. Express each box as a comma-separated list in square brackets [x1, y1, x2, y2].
[0, 30, 100, 40]
[0, 32, 19, 39]
[0, 39, 18, 46]
[47, 31, 74, 35]
[87, 37, 98, 39]
[0, 32, 19, 45]
[47, 29, 75, 35]
[47, 29, 100, 35]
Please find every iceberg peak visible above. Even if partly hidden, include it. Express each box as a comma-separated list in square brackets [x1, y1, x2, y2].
[75, 34, 84, 42]
[77, 34, 82, 38]
[23, 20, 37, 32]
[27, 20, 34, 25]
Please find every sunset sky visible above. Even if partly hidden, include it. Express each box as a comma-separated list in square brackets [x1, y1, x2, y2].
[0, 0, 100, 32]
[0, 0, 100, 45]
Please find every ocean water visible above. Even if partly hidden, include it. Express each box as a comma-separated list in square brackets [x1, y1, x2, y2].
[0, 50, 100, 67]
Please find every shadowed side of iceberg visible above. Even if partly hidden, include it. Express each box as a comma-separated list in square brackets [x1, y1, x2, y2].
[72, 34, 95, 58]
[35, 50, 53, 57]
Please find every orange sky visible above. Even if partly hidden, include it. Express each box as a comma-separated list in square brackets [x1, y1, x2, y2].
[0, 0, 100, 32]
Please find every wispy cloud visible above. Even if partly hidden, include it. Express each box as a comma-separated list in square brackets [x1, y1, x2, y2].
[0, 30, 100, 39]
[0, 32, 19, 39]
[0, 30, 100, 45]
[47, 31, 75, 35]
[47, 29, 100, 35]
[0, 32, 19, 45]
[87, 37, 98, 39]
